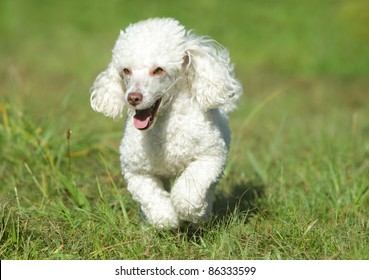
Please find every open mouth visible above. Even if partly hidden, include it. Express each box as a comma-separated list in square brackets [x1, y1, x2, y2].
[133, 98, 162, 130]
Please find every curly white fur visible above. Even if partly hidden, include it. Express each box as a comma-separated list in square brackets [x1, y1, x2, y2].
[90, 18, 242, 228]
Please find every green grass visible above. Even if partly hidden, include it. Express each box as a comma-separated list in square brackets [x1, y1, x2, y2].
[1, 0, 369, 259]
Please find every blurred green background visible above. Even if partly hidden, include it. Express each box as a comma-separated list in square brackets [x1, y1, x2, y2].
[1, 0, 368, 115]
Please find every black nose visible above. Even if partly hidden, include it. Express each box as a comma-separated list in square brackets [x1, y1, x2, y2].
[127, 92, 143, 106]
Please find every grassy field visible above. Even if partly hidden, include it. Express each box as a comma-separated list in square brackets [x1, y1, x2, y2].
[1, 0, 369, 259]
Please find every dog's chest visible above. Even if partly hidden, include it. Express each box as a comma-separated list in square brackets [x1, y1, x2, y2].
[120, 108, 216, 177]
[144, 117, 205, 176]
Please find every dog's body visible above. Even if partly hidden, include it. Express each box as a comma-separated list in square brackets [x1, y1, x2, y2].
[90, 18, 242, 228]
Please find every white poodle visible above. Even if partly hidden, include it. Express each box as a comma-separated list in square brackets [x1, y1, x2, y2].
[90, 18, 242, 228]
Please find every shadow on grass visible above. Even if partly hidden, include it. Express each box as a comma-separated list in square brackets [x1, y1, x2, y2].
[178, 182, 266, 239]
[213, 182, 265, 219]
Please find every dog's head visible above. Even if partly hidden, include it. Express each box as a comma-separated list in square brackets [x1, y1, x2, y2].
[90, 18, 186, 130]
[90, 18, 241, 130]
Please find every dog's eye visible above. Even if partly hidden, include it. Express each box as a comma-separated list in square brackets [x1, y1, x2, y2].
[153, 67, 164, 75]
[122, 68, 131, 76]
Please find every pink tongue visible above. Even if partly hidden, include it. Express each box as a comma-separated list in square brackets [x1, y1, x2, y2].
[133, 109, 152, 129]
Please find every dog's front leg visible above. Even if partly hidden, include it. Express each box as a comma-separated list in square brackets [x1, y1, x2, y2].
[125, 173, 180, 228]
[170, 157, 224, 223]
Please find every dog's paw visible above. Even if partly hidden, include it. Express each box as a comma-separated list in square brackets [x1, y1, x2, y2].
[142, 201, 180, 229]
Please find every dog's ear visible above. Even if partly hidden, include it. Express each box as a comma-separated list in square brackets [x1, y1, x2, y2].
[90, 63, 125, 119]
[184, 36, 242, 112]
